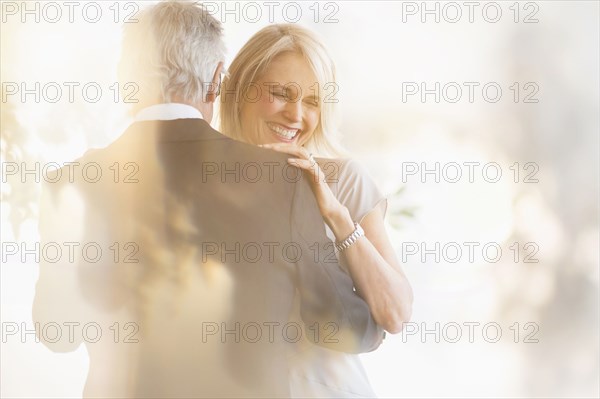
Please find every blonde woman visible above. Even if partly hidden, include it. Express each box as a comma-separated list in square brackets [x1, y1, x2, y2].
[220, 24, 413, 398]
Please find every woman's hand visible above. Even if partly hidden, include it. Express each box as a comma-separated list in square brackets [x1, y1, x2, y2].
[260, 144, 413, 334]
[258, 143, 354, 239]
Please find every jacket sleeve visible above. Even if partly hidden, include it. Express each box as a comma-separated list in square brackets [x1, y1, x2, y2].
[290, 174, 385, 353]
[32, 174, 87, 352]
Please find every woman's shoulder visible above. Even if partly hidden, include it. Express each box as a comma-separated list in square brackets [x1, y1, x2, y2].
[314, 157, 369, 184]
[315, 157, 387, 222]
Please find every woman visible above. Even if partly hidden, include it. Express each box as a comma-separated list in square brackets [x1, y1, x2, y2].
[220, 24, 413, 398]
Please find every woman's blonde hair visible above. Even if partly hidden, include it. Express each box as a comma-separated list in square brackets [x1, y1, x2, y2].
[220, 24, 346, 157]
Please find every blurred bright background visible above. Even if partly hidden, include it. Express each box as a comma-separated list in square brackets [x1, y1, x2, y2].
[1, 1, 599, 397]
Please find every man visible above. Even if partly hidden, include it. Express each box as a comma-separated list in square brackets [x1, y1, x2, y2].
[33, 1, 384, 397]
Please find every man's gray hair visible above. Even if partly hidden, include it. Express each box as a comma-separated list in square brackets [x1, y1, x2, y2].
[118, 1, 225, 110]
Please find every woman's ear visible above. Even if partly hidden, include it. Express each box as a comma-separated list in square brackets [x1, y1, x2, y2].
[205, 61, 224, 103]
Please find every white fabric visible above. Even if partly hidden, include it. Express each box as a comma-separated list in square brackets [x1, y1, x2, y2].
[287, 158, 387, 398]
[135, 103, 203, 122]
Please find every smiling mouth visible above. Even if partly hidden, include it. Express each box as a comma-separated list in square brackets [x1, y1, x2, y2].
[267, 122, 300, 141]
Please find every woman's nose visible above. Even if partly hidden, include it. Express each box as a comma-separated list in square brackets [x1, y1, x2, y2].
[283, 99, 303, 123]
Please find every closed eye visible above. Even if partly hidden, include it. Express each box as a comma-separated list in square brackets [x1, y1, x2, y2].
[304, 96, 320, 107]
[270, 91, 286, 99]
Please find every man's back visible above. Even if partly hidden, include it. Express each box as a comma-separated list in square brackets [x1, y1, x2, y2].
[36, 119, 298, 397]
[128, 119, 300, 397]
[34, 118, 383, 398]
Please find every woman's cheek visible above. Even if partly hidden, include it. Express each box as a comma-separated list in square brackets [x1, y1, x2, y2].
[239, 105, 260, 144]
[258, 94, 283, 115]
[307, 109, 320, 132]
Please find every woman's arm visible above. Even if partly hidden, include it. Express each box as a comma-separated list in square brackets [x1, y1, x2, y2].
[259, 143, 413, 334]
[324, 203, 413, 334]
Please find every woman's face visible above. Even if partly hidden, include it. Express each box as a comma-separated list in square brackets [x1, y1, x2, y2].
[239, 52, 320, 146]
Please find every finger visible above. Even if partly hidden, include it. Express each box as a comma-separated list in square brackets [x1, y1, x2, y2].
[287, 158, 312, 168]
[261, 144, 308, 159]
[260, 143, 298, 153]
[287, 157, 322, 173]
[288, 158, 326, 184]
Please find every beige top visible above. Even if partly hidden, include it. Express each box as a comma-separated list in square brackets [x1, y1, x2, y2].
[287, 158, 387, 398]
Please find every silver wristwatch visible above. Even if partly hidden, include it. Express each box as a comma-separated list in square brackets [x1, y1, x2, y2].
[335, 222, 365, 253]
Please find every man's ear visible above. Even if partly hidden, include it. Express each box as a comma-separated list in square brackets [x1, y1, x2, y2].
[205, 61, 224, 103]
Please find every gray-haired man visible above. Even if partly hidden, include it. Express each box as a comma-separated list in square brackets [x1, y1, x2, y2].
[33, 1, 384, 397]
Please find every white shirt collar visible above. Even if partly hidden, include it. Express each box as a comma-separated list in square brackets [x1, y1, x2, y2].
[135, 103, 204, 122]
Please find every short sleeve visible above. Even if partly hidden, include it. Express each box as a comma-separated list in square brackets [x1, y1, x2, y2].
[322, 158, 388, 223]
